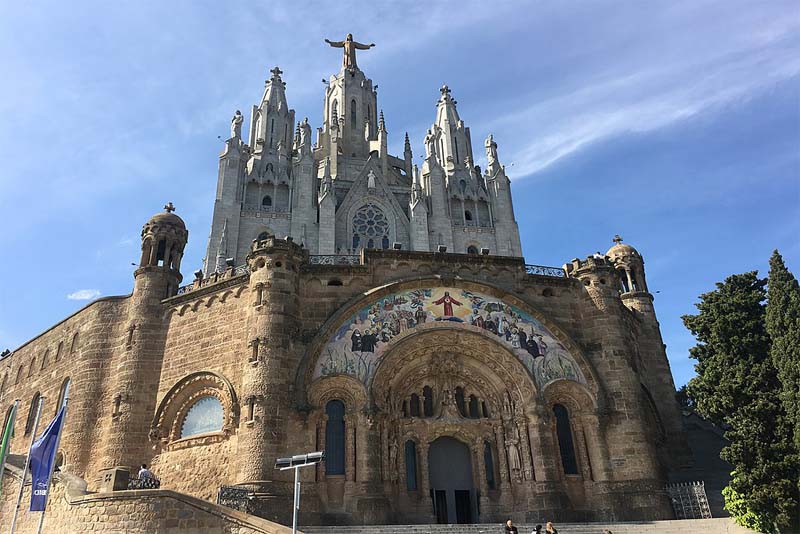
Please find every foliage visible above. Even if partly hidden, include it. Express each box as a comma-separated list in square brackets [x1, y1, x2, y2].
[766, 250, 800, 453]
[674, 384, 694, 412]
[683, 270, 799, 533]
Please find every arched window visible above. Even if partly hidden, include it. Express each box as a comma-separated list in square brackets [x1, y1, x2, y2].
[467, 245, 479, 255]
[483, 441, 496, 490]
[350, 99, 357, 126]
[27, 358, 36, 377]
[258, 231, 271, 241]
[331, 100, 338, 119]
[325, 400, 346, 475]
[25, 393, 41, 435]
[180, 396, 224, 439]
[423, 386, 433, 417]
[40, 350, 49, 371]
[617, 269, 630, 293]
[482, 400, 490, 418]
[56, 378, 71, 415]
[410, 394, 421, 417]
[553, 404, 579, 475]
[55, 341, 63, 362]
[70, 332, 80, 354]
[455, 387, 466, 417]
[464, 209, 473, 221]
[468, 395, 480, 418]
[262, 195, 272, 207]
[14, 367, 22, 385]
[0, 374, 6, 396]
[405, 440, 418, 491]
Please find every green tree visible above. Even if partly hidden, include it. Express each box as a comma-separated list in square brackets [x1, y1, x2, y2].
[766, 250, 800, 452]
[683, 272, 799, 533]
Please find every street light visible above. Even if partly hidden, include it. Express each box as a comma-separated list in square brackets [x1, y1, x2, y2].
[274, 451, 325, 534]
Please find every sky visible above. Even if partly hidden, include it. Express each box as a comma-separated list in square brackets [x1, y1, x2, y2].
[0, 0, 798, 388]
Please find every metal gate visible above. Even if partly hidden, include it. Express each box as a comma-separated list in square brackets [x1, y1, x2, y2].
[666, 481, 712, 519]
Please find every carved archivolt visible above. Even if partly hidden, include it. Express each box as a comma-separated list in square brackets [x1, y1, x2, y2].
[308, 374, 368, 412]
[150, 371, 239, 447]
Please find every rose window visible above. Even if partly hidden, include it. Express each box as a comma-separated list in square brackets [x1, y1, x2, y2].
[352, 203, 390, 250]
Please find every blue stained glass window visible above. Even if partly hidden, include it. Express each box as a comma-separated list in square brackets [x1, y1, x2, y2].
[405, 440, 418, 491]
[325, 400, 346, 475]
[180, 396, 224, 438]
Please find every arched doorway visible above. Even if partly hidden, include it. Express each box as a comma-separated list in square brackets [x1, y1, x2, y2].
[428, 437, 475, 524]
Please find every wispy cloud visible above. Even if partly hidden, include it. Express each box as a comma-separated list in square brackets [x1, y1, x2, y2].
[486, 11, 800, 179]
[67, 289, 101, 301]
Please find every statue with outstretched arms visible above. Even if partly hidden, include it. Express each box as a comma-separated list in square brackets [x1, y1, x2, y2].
[325, 33, 375, 70]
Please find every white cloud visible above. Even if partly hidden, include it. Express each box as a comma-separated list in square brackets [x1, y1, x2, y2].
[67, 289, 101, 301]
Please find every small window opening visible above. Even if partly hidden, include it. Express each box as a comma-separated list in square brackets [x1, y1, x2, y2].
[262, 195, 272, 207]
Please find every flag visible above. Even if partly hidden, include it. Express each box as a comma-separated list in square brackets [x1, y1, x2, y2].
[0, 402, 18, 492]
[28, 405, 65, 511]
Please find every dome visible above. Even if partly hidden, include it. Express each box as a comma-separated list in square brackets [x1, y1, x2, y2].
[606, 235, 639, 258]
[146, 202, 186, 229]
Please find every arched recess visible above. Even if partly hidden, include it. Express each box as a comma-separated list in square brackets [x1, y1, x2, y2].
[150, 371, 239, 449]
[297, 277, 599, 408]
[370, 328, 539, 418]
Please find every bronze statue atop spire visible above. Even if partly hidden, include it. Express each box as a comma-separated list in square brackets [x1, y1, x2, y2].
[324, 33, 375, 71]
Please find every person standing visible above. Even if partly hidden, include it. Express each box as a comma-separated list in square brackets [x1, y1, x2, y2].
[545, 521, 558, 534]
[504, 519, 519, 533]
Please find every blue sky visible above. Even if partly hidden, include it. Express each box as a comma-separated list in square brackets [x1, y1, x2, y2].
[0, 1, 797, 387]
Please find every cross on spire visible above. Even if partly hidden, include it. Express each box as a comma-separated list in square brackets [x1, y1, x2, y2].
[440, 85, 451, 97]
[270, 66, 283, 79]
[613, 234, 623, 244]
[164, 202, 176, 213]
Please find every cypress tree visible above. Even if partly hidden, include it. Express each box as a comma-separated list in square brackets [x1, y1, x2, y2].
[766, 250, 800, 452]
[683, 271, 799, 533]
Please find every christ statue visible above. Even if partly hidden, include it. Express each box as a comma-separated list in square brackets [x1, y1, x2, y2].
[325, 33, 375, 70]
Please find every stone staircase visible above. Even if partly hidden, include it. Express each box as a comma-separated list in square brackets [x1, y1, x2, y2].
[302, 518, 754, 534]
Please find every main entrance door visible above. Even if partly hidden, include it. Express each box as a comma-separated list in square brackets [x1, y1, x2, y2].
[428, 437, 475, 524]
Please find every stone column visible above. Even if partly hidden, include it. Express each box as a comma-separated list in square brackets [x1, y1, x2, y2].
[581, 414, 610, 482]
[515, 417, 534, 481]
[494, 424, 511, 489]
[344, 414, 355, 483]
[527, 409, 558, 481]
[419, 441, 431, 498]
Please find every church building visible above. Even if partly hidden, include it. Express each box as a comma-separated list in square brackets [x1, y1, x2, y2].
[0, 36, 689, 527]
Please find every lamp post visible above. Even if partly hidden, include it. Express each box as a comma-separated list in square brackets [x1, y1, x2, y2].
[274, 451, 325, 534]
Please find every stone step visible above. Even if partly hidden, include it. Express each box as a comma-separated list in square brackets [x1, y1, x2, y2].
[301, 518, 752, 534]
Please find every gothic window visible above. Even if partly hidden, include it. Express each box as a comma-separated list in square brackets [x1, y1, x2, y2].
[482, 400, 491, 418]
[467, 246, 479, 255]
[464, 209, 472, 221]
[269, 118, 275, 148]
[14, 367, 22, 385]
[25, 392, 41, 435]
[617, 269, 630, 293]
[325, 400, 346, 475]
[56, 378, 71, 415]
[468, 395, 480, 418]
[553, 404, 579, 475]
[410, 394, 421, 417]
[262, 195, 272, 207]
[331, 100, 338, 119]
[27, 358, 36, 377]
[455, 387, 466, 417]
[453, 138, 459, 163]
[180, 396, 224, 439]
[484, 441, 496, 490]
[459, 180, 467, 195]
[350, 99, 357, 126]
[405, 440, 418, 491]
[352, 203, 390, 251]
[423, 386, 433, 417]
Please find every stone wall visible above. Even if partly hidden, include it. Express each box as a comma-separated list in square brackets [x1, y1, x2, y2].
[0, 458, 294, 534]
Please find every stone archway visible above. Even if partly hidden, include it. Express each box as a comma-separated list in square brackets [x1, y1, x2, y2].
[429, 436, 475, 524]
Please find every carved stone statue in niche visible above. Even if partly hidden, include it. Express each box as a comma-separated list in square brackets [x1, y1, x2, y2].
[388, 435, 399, 482]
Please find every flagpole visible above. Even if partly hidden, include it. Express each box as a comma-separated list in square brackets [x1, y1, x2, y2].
[10, 395, 43, 534]
[35, 397, 68, 534]
[0, 400, 20, 491]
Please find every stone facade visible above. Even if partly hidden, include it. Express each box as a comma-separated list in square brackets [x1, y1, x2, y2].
[0, 43, 690, 528]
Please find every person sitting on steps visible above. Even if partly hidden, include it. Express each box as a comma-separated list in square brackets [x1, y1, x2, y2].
[504, 518, 519, 533]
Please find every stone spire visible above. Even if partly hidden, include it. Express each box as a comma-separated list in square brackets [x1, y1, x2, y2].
[249, 66, 295, 155]
[433, 85, 473, 172]
[403, 132, 413, 177]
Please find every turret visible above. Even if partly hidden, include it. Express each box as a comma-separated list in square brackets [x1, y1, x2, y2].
[409, 165, 429, 251]
[483, 134, 522, 256]
[102, 203, 187, 473]
[606, 235, 653, 315]
[321, 59, 378, 159]
[317, 159, 336, 254]
[237, 235, 306, 523]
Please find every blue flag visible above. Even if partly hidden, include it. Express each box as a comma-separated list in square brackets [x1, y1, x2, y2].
[29, 406, 65, 511]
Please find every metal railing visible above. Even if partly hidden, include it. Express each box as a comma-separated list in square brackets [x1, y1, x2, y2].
[176, 265, 250, 295]
[666, 481, 712, 519]
[241, 204, 290, 213]
[217, 484, 257, 514]
[525, 264, 567, 278]
[127, 476, 161, 490]
[309, 255, 361, 266]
